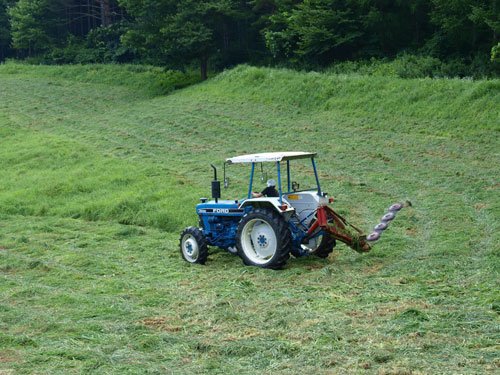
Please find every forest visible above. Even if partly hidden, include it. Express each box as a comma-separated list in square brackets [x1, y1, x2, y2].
[1, 1, 500, 79]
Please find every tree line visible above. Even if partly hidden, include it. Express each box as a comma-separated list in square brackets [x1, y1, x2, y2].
[1, 0, 499, 79]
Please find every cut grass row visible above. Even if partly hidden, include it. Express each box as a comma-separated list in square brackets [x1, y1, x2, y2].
[0, 118, 193, 232]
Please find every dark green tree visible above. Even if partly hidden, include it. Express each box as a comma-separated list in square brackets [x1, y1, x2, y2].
[470, 0, 500, 47]
[0, 0, 13, 60]
[356, 0, 432, 57]
[8, 0, 66, 56]
[121, 0, 248, 80]
[264, 0, 362, 65]
[429, 0, 478, 56]
[164, 0, 239, 79]
[2, 0, 500, 77]
[119, 0, 187, 65]
[7, 1, 125, 59]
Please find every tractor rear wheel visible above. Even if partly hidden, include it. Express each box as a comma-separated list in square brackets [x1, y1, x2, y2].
[291, 233, 336, 258]
[236, 208, 290, 269]
[226, 246, 238, 255]
[314, 236, 336, 258]
[313, 210, 337, 258]
[180, 226, 208, 264]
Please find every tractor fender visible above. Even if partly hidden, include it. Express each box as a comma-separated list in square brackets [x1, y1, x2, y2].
[239, 197, 295, 220]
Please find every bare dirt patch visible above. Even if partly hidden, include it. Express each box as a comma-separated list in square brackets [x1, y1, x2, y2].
[139, 316, 182, 332]
[0, 350, 22, 364]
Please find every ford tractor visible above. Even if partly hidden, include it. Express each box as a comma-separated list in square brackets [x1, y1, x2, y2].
[180, 152, 410, 269]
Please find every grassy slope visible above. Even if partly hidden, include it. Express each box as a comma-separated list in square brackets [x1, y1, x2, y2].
[0, 63, 499, 374]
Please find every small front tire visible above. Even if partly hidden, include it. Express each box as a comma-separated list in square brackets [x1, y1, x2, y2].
[180, 226, 208, 264]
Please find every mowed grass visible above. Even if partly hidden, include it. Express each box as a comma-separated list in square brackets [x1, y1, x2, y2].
[0, 63, 499, 374]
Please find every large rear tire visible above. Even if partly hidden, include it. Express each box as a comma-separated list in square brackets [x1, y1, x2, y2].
[291, 233, 336, 258]
[291, 233, 323, 257]
[236, 208, 290, 269]
[313, 209, 337, 258]
[314, 236, 336, 258]
[180, 226, 208, 264]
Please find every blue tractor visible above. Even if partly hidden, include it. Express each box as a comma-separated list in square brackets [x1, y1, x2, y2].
[180, 152, 409, 269]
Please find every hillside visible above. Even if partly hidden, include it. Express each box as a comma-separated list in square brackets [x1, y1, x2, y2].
[0, 63, 499, 375]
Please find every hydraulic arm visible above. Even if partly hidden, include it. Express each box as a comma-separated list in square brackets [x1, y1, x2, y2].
[308, 201, 412, 253]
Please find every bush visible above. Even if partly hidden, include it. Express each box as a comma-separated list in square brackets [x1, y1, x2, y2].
[23, 21, 137, 65]
[325, 59, 386, 75]
[391, 54, 442, 78]
[326, 54, 499, 79]
[151, 70, 202, 94]
[491, 43, 500, 62]
[85, 21, 137, 63]
[41, 36, 102, 65]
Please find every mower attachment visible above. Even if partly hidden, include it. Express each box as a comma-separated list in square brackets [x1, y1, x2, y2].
[309, 201, 411, 253]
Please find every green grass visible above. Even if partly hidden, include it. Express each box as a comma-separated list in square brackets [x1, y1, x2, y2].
[0, 63, 499, 374]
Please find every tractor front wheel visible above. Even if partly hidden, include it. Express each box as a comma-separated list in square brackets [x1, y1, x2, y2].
[236, 208, 290, 269]
[180, 226, 208, 264]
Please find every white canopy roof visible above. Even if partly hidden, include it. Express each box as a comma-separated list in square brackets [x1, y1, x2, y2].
[226, 152, 316, 164]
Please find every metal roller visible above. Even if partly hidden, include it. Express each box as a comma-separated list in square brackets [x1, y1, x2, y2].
[381, 212, 396, 222]
[366, 232, 381, 242]
[374, 222, 388, 231]
[388, 203, 404, 212]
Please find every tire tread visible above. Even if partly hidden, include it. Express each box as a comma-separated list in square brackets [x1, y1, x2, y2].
[236, 208, 291, 269]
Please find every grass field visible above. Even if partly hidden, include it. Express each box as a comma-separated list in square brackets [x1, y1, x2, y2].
[0, 62, 499, 374]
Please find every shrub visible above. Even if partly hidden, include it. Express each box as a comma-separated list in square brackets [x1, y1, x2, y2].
[326, 54, 499, 79]
[151, 70, 202, 95]
[491, 43, 500, 62]
[391, 54, 442, 78]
